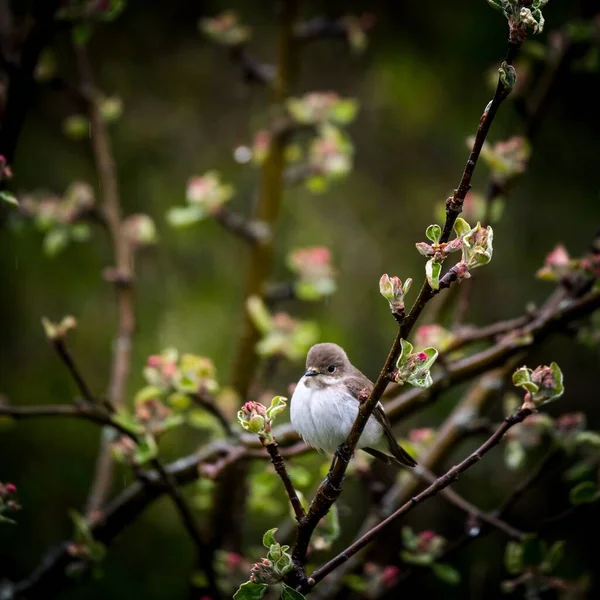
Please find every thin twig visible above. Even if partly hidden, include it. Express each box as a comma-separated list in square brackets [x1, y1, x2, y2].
[73, 42, 136, 518]
[0, 404, 134, 439]
[307, 407, 534, 591]
[418, 467, 525, 540]
[496, 449, 560, 518]
[49, 337, 98, 405]
[212, 206, 270, 245]
[265, 441, 306, 522]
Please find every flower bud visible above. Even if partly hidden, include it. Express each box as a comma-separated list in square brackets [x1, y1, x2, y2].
[379, 274, 411, 314]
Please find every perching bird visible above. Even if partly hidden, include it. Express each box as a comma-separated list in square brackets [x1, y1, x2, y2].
[290, 343, 416, 468]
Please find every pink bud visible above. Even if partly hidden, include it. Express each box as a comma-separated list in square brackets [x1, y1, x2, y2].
[545, 244, 570, 267]
[381, 565, 401, 587]
[147, 355, 162, 368]
[420, 530, 436, 542]
[226, 552, 243, 569]
[6, 483, 17, 494]
[162, 362, 177, 378]
[417, 351, 427, 361]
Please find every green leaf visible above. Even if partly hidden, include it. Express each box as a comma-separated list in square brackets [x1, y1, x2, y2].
[0, 191, 18, 207]
[134, 385, 164, 404]
[574, 431, 600, 448]
[397, 339, 414, 366]
[485, 0, 505, 14]
[432, 562, 461, 585]
[401, 551, 433, 566]
[541, 541, 565, 574]
[425, 259, 441, 290]
[112, 412, 145, 435]
[43, 228, 70, 257]
[72, 23, 93, 46]
[426, 224, 441, 244]
[266, 396, 288, 420]
[233, 581, 269, 600]
[563, 461, 595, 482]
[569, 481, 600, 505]
[133, 434, 158, 465]
[281, 583, 306, 599]
[0, 514, 17, 525]
[166, 205, 203, 227]
[504, 541, 524, 575]
[263, 528, 278, 548]
[453, 217, 471, 238]
[512, 367, 538, 393]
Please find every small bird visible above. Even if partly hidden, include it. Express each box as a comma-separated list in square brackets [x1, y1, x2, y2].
[290, 343, 416, 468]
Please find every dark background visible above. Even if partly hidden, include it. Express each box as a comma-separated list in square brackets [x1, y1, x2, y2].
[1, 1, 599, 598]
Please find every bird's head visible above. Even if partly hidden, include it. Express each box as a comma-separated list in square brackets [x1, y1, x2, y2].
[303, 343, 351, 388]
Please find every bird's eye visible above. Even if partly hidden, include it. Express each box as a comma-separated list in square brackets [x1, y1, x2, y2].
[327, 365, 336, 373]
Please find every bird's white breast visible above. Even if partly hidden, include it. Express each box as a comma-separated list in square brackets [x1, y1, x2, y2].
[290, 377, 383, 453]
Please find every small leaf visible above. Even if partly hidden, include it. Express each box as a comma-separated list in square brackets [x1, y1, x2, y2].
[43, 228, 70, 256]
[541, 541, 565, 574]
[281, 583, 306, 599]
[426, 224, 441, 244]
[504, 541, 524, 575]
[263, 528, 278, 548]
[134, 434, 158, 465]
[432, 562, 461, 585]
[574, 431, 600, 448]
[453, 217, 471, 238]
[0, 191, 18, 207]
[134, 386, 164, 404]
[0, 514, 17, 525]
[266, 396, 288, 420]
[397, 339, 414, 366]
[166, 205, 203, 227]
[570, 481, 600, 505]
[233, 581, 269, 600]
[425, 259, 441, 290]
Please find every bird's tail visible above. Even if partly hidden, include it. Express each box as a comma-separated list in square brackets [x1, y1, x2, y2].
[363, 440, 417, 468]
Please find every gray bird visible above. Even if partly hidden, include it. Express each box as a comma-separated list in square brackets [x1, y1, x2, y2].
[290, 343, 416, 468]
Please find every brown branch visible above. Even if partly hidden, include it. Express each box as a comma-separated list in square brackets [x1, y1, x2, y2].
[0, 404, 133, 439]
[384, 288, 600, 420]
[289, 34, 521, 579]
[418, 467, 525, 540]
[306, 407, 534, 591]
[265, 441, 306, 522]
[212, 206, 271, 245]
[0, 1, 61, 164]
[190, 392, 236, 438]
[73, 42, 135, 519]
[496, 449, 560, 518]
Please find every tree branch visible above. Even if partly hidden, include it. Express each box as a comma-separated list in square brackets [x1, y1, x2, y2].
[307, 407, 534, 591]
[289, 34, 522, 578]
[73, 41, 136, 519]
[418, 467, 525, 540]
[0, 1, 60, 164]
[265, 441, 306, 522]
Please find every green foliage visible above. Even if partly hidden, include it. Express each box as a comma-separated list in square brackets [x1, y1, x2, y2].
[233, 581, 268, 600]
[394, 339, 438, 388]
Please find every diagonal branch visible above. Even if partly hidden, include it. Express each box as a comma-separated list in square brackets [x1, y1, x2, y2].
[307, 407, 534, 591]
[290, 33, 522, 578]
[265, 441, 306, 522]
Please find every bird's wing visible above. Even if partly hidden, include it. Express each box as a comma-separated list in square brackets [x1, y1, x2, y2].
[343, 369, 417, 468]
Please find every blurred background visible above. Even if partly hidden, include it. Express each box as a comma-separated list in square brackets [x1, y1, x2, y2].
[1, 0, 599, 598]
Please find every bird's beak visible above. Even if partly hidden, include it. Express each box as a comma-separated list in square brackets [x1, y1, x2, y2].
[304, 367, 319, 377]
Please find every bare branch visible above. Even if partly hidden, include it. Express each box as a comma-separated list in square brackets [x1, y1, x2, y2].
[307, 407, 534, 591]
